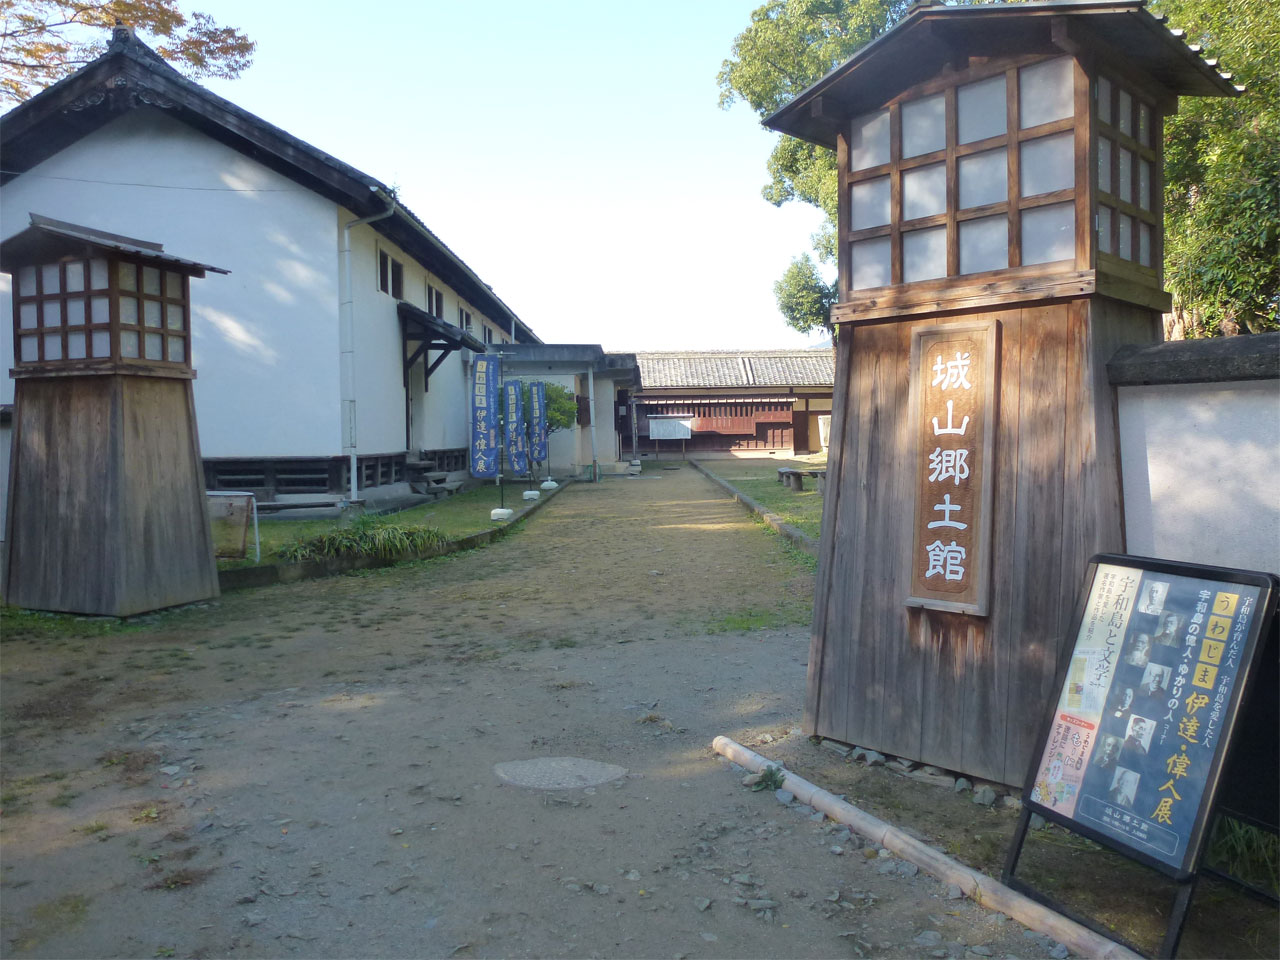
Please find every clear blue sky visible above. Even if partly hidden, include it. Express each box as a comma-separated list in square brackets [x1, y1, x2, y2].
[199, 0, 829, 351]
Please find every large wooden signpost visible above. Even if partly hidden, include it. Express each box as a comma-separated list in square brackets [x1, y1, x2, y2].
[1005, 554, 1277, 957]
[765, 1, 1244, 785]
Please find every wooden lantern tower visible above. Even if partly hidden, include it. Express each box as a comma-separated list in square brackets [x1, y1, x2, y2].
[764, 1, 1240, 784]
[2, 215, 227, 616]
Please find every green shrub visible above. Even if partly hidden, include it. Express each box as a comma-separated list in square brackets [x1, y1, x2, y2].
[276, 515, 447, 563]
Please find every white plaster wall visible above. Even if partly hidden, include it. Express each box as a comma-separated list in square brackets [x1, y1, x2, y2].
[0, 108, 342, 456]
[1119, 379, 1280, 574]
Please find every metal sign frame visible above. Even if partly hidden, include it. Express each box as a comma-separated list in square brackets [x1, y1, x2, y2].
[1003, 552, 1277, 958]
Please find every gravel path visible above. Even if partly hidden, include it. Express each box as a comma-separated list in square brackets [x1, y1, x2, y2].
[1, 467, 1068, 959]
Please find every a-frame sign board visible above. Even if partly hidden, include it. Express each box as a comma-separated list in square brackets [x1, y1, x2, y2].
[1003, 554, 1278, 958]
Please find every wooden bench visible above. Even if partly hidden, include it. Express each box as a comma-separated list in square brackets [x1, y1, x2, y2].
[777, 467, 827, 493]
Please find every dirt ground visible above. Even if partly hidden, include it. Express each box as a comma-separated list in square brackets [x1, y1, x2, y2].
[0, 466, 1273, 959]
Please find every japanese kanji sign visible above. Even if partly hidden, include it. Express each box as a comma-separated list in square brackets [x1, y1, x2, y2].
[505, 380, 528, 476]
[906, 320, 997, 615]
[470, 356, 501, 478]
[1024, 555, 1276, 877]
[529, 381, 548, 463]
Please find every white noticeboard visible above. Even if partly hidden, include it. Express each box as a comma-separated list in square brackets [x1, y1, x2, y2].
[648, 418, 693, 440]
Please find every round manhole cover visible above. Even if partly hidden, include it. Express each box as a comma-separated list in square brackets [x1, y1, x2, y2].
[493, 757, 628, 790]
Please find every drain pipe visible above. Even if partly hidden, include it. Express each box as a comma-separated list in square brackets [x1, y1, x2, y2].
[340, 190, 397, 504]
[586, 365, 600, 482]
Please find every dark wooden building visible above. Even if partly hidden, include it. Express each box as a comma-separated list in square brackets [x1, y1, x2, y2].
[626, 350, 835, 456]
[765, 0, 1239, 783]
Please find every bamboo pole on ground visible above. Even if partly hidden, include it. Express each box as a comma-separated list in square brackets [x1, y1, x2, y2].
[712, 736, 1140, 960]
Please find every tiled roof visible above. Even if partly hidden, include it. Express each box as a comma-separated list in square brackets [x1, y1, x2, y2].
[635, 350, 835, 390]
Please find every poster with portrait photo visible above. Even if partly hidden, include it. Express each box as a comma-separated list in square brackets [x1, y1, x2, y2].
[1108, 767, 1140, 808]
[1152, 612, 1183, 646]
[1139, 663, 1171, 698]
[1124, 633, 1152, 668]
[1107, 684, 1136, 722]
[1093, 734, 1122, 770]
[1138, 580, 1169, 616]
[1121, 714, 1155, 762]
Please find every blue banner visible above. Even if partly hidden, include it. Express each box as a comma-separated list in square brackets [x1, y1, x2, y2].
[505, 380, 528, 476]
[529, 381, 548, 463]
[470, 356, 500, 478]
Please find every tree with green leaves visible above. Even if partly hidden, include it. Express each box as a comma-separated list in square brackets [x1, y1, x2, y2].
[720, 0, 1278, 337]
[0, 0, 255, 103]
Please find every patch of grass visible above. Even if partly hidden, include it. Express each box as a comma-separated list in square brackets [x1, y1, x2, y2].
[10, 893, 90, 949]
[49, 789, 79, 808]
[550, 637, 579, 649]
[705, 602, 810, 634]
[276, 514, 448, 563]
[1206, 815, 1279, 897]
[78, 821, 109, 835]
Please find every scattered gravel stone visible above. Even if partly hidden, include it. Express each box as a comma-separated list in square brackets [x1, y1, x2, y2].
[700, 932, 718, 942]
[954, 777, 973, 793]
[968, 947, 994, 957]
[1050, 943, 1069, 959]
[695, 898, 712, 912]
[896, 862, 920, 878]
[914, 930, 943, 947]
[822, 741, 853, 757]
[741, 773, 763, 787]
[242, 912, 267, 927]
[1001, 795, 1023, 811]
[945, 883, 964, 900]
[774, 789, 795, 805]
[972, 785, 997, 806]
[809, 810, 825, 822]
[1030, 813, 1047, 830]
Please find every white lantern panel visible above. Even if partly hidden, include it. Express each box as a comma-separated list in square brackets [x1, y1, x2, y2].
[958, 148, 1006, 209]
[166, 304, 185, 331]
[1021, 132, 1074, 196]
[43, 333, 62, 360]
[90, 296, 110, 324]
[959, 216, 1008, 274]
[1118, 214, 1133, 260]
[903, 227, 947, 283]
[41, 300, 61, 327]
[1117, 147, 1133, 203]
[1098, 206, 1113, 254]
[17, 265, 37, 296]
[145, 332, 164, 361]
[1022, 203, 1075, 265]
[92, 331, 110, 357]
[1118, 89, 1133, 136]
[1139, 160, 1152, 211]
[120, 331, 140, 359]
[902, 94, 945, 158]
[851, 177, 891, 229]
[165, 271, 183, 298]
[119, 296, 138, 325]
[167, 337, 186, 364]
[118, 262, 137, 292]
[41, 263, 61, 294]
[142, 266, 161, 296]
[958, 74, 1006, 144]
[1098, 76, 1112, 125]
[1019, 57, 1073, 128]
[1098, 137, 1113, 194]
[66, 298, 85, 326]
[144, 299, 163, 328]
[851, 236, 892, 290]
[19, 302, 37, 329]
[850, 110, 890, 171]
[20, 335, 38, 361]
[65, 261, 85, 293]
[67, 331, 87, 360]
[89, 258, 109, 289]
[1139, 222, 1153, 267]
[902, 162, 946, 220]
[1139, 103, 1152, 146]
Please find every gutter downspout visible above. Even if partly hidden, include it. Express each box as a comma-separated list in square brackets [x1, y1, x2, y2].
[340, 191, 397, 504]
[587, 365, 599, 482]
